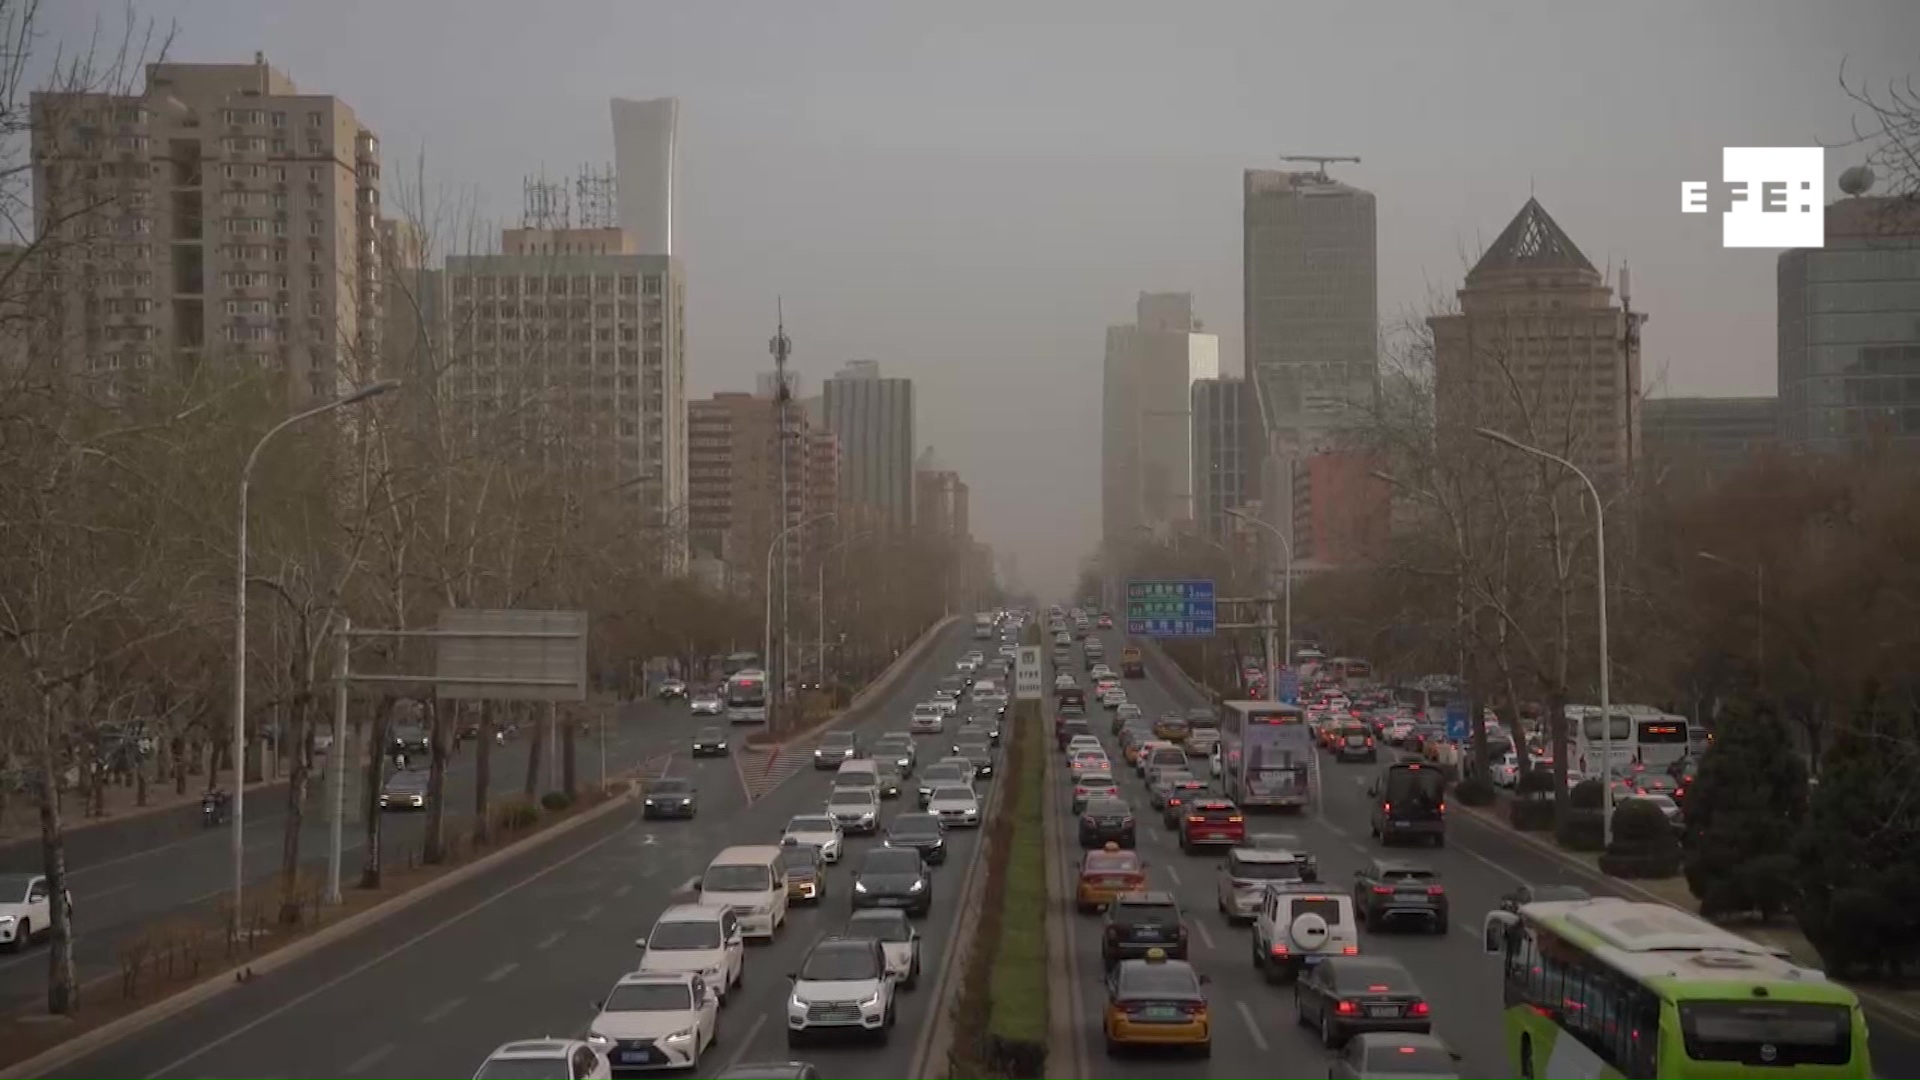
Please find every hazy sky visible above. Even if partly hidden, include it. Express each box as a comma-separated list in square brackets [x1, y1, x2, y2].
[49, 1, 1919, 597]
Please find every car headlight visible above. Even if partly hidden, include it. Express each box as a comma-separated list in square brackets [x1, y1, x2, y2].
[859, 992, 882, 1010]
[665, 1027, 695, 1042]
[788, 993, 807, 1013]
[909, 879, 925, 892]
[644, 799, 656, 806]
[854, 880, 869, 893]
[587, 1030, 612, 1046]
[0, 915, 13, 925]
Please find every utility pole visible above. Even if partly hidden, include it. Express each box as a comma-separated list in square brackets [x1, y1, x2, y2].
[770, 303, 792, 728]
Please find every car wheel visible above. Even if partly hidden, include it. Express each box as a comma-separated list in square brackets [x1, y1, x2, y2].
[1294, 988, 1310, 1027]
[1320, 1010, 1339, 1048]
[1434, 915, 1449, 935]
[1194, 1038, 1211, 1059]
[8, 920, 25, 953]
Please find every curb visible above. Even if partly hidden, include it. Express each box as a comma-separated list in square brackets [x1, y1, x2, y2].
[1041, 745, 1086, 1078]
[1, 770, 649, 1080]
[1455, 801, 1920, 1029]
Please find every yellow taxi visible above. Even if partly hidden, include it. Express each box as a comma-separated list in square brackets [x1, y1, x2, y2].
[1076, 843, 1147, 914]
[1152, 713, 1191, 744]
[1103, 947, 1211, 1057]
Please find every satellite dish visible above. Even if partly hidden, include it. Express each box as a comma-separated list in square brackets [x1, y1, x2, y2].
[1838, 165, 1876, 197]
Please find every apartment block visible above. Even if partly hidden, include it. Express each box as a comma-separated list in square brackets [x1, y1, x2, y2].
[822, 360, 916, 532]
[31, 55, 383, 401]
[914, 450, 970, 542]
[686, 390, 840, 589]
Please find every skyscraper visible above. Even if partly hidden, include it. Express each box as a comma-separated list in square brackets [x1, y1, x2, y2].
[610, 97, 679, 256]
[1190, 376, 1263, 542]
[1101, 293, 1220, 553]
[823, 360, 916, 532]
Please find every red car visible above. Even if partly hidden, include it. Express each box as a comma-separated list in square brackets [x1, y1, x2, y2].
[1179, 799, 1245, 852]
[1096, 613, 1114, 629]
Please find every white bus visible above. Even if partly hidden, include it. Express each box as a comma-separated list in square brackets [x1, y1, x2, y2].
[725, 669, 769, 724]
[1568, 705, 1691, 776]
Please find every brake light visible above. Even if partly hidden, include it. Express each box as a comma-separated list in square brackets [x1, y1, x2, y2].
[1366, 737, 1375, 747]
[1335, 1000, 1361, 1015]
[1427, 885, 1446, 895]
[1187, 815, 1204, 824]
[1437, 802, 1447, 814]
[1410, 1000, 1431, 1017]
[1372, 885, 1394, 895]
[1342, 944, 1359, 955]
[1270, 942, 1289, 956]
[1227, 815, 1243, 823]
[1382, 802, 1392, 814]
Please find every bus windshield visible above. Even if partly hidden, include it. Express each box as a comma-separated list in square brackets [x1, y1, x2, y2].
[726, 673, 766, 706]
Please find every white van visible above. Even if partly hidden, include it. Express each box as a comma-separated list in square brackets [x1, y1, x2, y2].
[835, 759, 880, 795]
[699, 846, 788, 940]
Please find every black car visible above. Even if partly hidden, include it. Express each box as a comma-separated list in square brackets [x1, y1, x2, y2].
[969, 711, 1003, 744]
[388, 724, 430, 757]
[814, 731, 859, 769]
[1352, 859, 1448, 933]
[691, 726, 730, 757]
[884, 812, 948, 865]
[379, 770, 428, 811]
[1335, 730, 1378, 763]
[953, 739, 994, 781]
[873, 736, 917, 776]
[1078, 797, 1136, 849]
[1369, 762, 1446, 846]
[851, 846, 932, 916]
[1497, 883, 1591, 914]
[1294, 956, 1433, 1048]
[1100, 891, 1189, 970]
[641, 777, 699, 820]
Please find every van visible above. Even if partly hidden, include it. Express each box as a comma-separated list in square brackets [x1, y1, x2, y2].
[698, 846, 789, 940]
[1369, 762, 1447, 847]
[835, 759, 881, 795]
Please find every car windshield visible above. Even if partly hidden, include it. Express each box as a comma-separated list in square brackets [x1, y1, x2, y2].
[779, 847, 820, 872]
[1362, 1041, 1457, 1073]
[474, 1056, 571, 1079]
[702, 865, 771, 892]
[931, 787, 973, 803]
[800, 943, 881, 981]
[958, 741, 990, 754]
[787, 816, 834, 834]
[861, 849, 922, 874]
[1381, 867, 1438, 885]
[829, 790, 872, 808]
[1085, 852, 1141, 873]
[1114, 902, 1182, 928]
[697, 727, 723, 739]
[847, 912, 912, 942]
[1331, 961, 1418, 994]
[604, 982, 693, 1012]
[1079, 774, 1115, 787]
[649, 779, 691, 795]
[820, 734, 855, 749]
[1228, 855, 1302, 881]
[1084, 798, 1130, 816]
[384, 774, 426, 792]
[1117, 965, 1202, 999]
[923, 766, 964, 784]
[889, 815, 942, 838]
[648, 920, 723, 950]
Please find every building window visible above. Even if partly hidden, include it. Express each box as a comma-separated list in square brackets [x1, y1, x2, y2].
[308, 111, 324, 128]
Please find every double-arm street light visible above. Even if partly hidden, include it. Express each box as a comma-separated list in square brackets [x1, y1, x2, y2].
[232, 379, 398, 937]
[1697, 550, 1765, 685]
[1225, 508, 1291, 708]
[765, 511, 835, 727]
[1474, 426, 1615, 847]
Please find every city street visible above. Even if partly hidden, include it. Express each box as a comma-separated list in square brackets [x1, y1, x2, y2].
[1047, 630, 1920, 1079]
[44, 622, 985, 1079]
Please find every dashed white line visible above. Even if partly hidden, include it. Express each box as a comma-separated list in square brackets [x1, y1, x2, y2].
[1193, 920, 1216, 951]
[484, 962, 519, 983]
[1163, 862, 1183, 886]
[342, 1042, 395, 1075]
[1324, 821, 1351, 839]
[537, 930, 565, 950]
[718, 1012, 770, 1074]
[578, 903, 604, 922]
[1451, 837, 1527, 885]
[422, 996, 466, 1024]
[1235, 1000, 1272, 1052]
[613, 883, 632, 898]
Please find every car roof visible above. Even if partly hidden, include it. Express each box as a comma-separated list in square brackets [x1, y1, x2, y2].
[655, 903, 728, 924]
[491, 1039, 575, 1058]
[1371, 858, 1434, 873]
[1113, 890, 1178, 907]
[1326, 955, 1421, 990]
[1229, 847, 1300, 863]
[616, 969, 697, 986]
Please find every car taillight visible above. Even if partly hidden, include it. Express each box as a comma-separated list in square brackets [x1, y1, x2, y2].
[1335, 1000, 1361, 1015]
[1270, 942, 1289, 956]
[1372, 885, 1394, 895]
[1382, 801, 1392, 814]
[1427, 885, 1446, 895]
[1410, 1000, 1431, 1016]
[1438, 801, 1446, 814]
[1227, 815, 1243, 823]
[1168, 797, 1183, 808]
[1366, 737, 1375, 747]
[1187, 815, 1204, 824]
[1342, 944, 1359, 955]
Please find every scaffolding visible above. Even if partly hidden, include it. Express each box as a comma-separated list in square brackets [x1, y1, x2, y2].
[575, 163, 618, 230]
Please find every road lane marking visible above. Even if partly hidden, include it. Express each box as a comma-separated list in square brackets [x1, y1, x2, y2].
[484, 962, 518, 983]
[537, 930, 566, 950]
[1452, 837, 1527, 885]
[1163, 862, 1182, 886]
[717, 1012, 769, 1075]
[83, 881, 137, 901]
[577, 903, 603, 922]
[1324, 821, 1351, 839]
[1193, 920, 1216, 951]
[612, 883, 632, 898]
[1235, 1000, 1271, 1052]
[342, 1043, 395, 1075]
[421, 996, 466, 1024]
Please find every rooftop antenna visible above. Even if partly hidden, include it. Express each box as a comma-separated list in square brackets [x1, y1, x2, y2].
[1279, 154, 1361, 182]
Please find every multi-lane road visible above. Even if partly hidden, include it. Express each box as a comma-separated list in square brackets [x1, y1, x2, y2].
[42, 621, 987, 1079]
[1048, 628, 1920, 1080]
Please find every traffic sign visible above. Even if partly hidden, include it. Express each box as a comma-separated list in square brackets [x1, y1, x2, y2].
[1444, 701, 1470, 743]
[1124, 579, 1216, 638]
[1015, 646, 1044, 701]
[1277, 671, 1300, 705]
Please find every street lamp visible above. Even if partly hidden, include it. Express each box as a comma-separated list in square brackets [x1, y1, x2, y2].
[1696, 551, 1765, 682]
[765, 511, 835, 728]
[232, 379, 397, 937]
[818, 532, 872, 686]
[1474, 426, 1614, 846]
[1225, 508, 1291, 709]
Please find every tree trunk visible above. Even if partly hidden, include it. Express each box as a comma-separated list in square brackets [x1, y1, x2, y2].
[562, 709, 578, 800]
[523, 708, 545, 800]
[173, 735, 188, 795]
[422, 699, 448, 865]
[277, 694, 313, 925]
[37, 696, 78, 1015]
[472, 702, 493, 847]
[359, 699, 392, 889]
[1547, 685, 1570, 830]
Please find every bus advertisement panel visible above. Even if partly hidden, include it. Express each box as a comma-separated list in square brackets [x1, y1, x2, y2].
[725, 669, 768, 723]
[1218, 702, 1311, 808]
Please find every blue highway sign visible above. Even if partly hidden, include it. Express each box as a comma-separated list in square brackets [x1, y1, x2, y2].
[1124, 579, 1217, 638]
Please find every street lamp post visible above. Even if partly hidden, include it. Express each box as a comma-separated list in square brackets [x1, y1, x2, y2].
[1696, 551, 1764, 683]
[1225, 508, 1291, 709]
[1475, 427, 1614, 846]
[818, 532, 871, 688]
[764, 512, 835, 730]
[233, 380, 397, 935]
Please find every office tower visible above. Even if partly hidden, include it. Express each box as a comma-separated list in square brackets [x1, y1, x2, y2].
[443, 226, 688, 565]
[610, 97, 678, 256]
[1287, 451, 1391, 567]
[687, 391, 840, 588]
[31, 55, 383, 402]
[1778, 191, 1920, 451]
[822, 360, 916, 532]
[914, 448, 971, 542]
[1101, 292, 1220, 553]
[1190, 376, 1264, 542]
[1430, 198, 1645, 476]
[1643, 396, 1779, 473]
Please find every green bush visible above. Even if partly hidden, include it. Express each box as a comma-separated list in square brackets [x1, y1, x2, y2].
[1453, 776, 1497, 807]
[1600, 800, 1682, 879]
[1683, 701, 1807, 921]
[1516, 767, 1558, 798]
[539, 790, 574, 812]
[984, 703, 1048, 1078]
[1556, 809, 1605, 852]
[1569, 778, 1605, 810]
[1509, 798, 1557, 832]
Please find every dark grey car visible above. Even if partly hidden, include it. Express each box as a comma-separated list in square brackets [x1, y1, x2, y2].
[883, 812, 947, 865]
[1294, 956, 1432, 1048]
[641, 777, 699, 820]
[851, 846, 932, 916]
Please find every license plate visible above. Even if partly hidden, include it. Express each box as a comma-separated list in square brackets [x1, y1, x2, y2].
[1133, 928, 1162, 940]
[1396, 891, 1426, 900]
[1303, 954, 1324, 965]
[1367, 1005, 1400, 1018]
[1142, 1006, 1182, 1021]
[620, 1051, 655, 1064]
[878, 897, 906, 906]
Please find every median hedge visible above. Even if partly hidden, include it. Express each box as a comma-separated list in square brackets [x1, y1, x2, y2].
[982, 704, 1048, 1077]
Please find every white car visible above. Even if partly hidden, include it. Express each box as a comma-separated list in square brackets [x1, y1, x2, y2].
[847, 908, 922, 989]
[1065, 735, 1104, 759]
[0, 873, 61, 953]
[783, 814, 846, 863]
[587, 972, 717, 1071]
[634, 904, 745, 1003]
[910, 704, 946, 733]
[1053, 673, 1077, 691]
[930, 696, 959, 716]
[1491, 752, 1522, 788]
[473, 1038, 609, 1080]
[1071, 772, 1121, 811]
[927, 785, 981, 827]
[1115, 703, 1143, 723]
[1100, 689, 1128, 709]
[787, 936, 899, 1045]
[827, 787, 881, 834]
[689, 691, 725, 716]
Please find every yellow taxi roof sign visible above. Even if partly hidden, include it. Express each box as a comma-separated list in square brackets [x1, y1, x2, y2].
[1145, 947, 1168, 962]
[1104, 841, 1120, 852]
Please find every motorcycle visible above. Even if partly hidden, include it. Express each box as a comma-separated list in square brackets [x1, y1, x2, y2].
[201, 789, 231, 827]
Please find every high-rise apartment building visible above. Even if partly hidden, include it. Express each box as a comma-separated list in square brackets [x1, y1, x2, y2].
[1778, 193, 1920, 451]
[1430, 198, 1645, 476]
[1101, 292, 1220, 553]
[1190, 376, 1263, 542]
[1643, 396, 1778, 473]
[686, 391, 840, 588]
[31, 56, 384, 402]
[610, 97, 678, 256]
[1288, 450, 1390, 567]
[914, 449, 970, 542]
[822, 360, 916, 532]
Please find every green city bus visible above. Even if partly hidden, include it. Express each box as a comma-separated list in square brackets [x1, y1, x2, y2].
[1482, 899, 1871, 1079]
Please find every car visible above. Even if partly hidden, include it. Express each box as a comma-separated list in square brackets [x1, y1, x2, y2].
[656, 679, 688, 701]
[1159, 777, 1213, 825]
[1056, 689, 1088, 717]
[1496, 882, 1591, 914]
[1152, 714, 1192, 743]
[882, 811, 947, 865]
[379, 770, 429, 811]
[779, 842, 828, 904]
[1141, 744, 1189, 780]
[1293, 955, 1432, 1048]
[586, 971, 718, 1071]
[690, 726, 730, 757]
[1097, 613, 1114, 629]
[969, 710, 1004, 744]
[813, 732, 859, 769]
[474, 1039, 610, 1079]
[1369, 762, 1447, 847]
[1177, 799, 1245, 851]
[872, 759, 904, 799]
[846, 908, 922, 989]
[927, 785, 981, 827]
[1102, 947, 1210, 1057]
[1102, 891, 1193, 972]
[633, 904, 745, 1002]
[909, 703, 946, 733]
[689, 690, 726, 717]
[826, 787, 880, 834]
[1053, 672, 1078, 691]
[1333, 728, 1378, 763]
[1352, 859, 1449, 933]
[1078, 797, 1137, 849]
[851, 846, 932, 916]
[641, 777, 699, 820]
[953, 739, 995, 780]
[955, 656, 980, 674]
[1076, 843, 1147, 913]
[782, 815, 845, 863]
[713, 1064, 822, 1080]
[914, 763, 970, 808]
[1216, 846, 1311, 922]
[1623, 792, 1686, 834]
[1100, 689, 1128, 710]
[1329, 1032, 1464, 1079]
[1069, 750, 1110, 779]
[0, 874, 65, 953]
[1145, 768, 1195, 810]
[1072, 771, 1121, 814]
[872, 733, 917, 774]
[934, 676, 966, 702]
[786, 936, 898, 1045]
[1254, 883, 1360, 983]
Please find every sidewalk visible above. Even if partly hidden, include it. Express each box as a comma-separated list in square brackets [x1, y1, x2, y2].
[0, 765, 285, 847]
